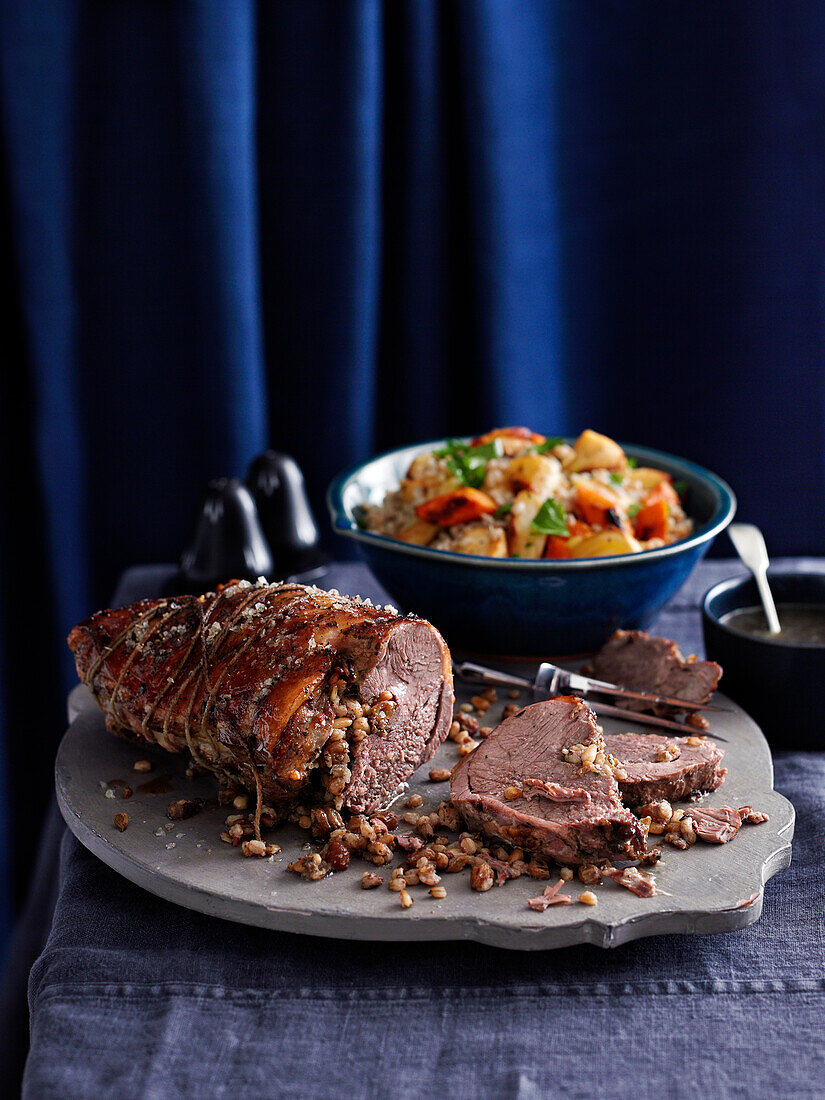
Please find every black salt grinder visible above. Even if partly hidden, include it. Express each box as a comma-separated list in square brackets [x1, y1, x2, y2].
[245, 451, 327, 578]
[173, 477, 275, 594]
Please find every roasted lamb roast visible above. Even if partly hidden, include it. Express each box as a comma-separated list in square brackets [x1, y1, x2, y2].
[69, 579, 454, 816]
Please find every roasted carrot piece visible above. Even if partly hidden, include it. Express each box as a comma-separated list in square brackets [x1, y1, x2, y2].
[567, 520, 593, 540]
[643, 480, 679, 509]
[634, 498, 669, 541]
[574, 482, 619, 527]
[543, 535, 572, 559]
[471, 427, 546, 447]
[415, 488, 498, 527]
[543, 521, 591, 558]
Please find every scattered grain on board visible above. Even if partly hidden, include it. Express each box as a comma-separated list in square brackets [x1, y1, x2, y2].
[578, 864, 602, 885]
[470, 862, 495, 892]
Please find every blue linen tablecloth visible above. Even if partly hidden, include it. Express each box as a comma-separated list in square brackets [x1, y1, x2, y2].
[15, 562, 825, 1098]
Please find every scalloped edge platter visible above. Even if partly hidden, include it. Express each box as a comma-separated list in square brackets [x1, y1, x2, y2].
[56, 679, 794, 951]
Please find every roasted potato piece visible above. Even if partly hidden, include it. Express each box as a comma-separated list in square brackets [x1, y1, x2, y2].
[396, 519, 438, 546]
[406, 453, 442, 481]
[398, 454, 460, 504]
[416, 488, 498, 527]
[630, 466, 671, 492]
[472, 426, 546, 447]
[566, 430, 625, 473]
[506, 454, 562, 498]
[561, 520, 594, 556]
[399, 477, 460, 505]
[507, 491, 548, 558]
[450, 523, 508, 557]
[568, 529, 642, 558]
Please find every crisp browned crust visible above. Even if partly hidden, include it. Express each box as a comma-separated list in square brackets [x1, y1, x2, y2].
[69, 579, 454, 814]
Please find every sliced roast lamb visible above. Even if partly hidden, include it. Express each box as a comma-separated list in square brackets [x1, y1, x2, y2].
[603, 732, 725, 807]
[592, 630, 722, 713]
[69, 579, 454, 815]
[450, 697, 646, 865]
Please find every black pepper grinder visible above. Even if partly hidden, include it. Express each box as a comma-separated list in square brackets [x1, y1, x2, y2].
[171, 477, 276, 594]
[245, 451, 327, 578]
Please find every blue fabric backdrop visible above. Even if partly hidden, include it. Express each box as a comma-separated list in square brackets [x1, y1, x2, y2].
[2, 0, 825, 952]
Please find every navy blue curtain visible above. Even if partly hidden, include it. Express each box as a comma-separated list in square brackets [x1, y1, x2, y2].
[2, 0, 825, 948]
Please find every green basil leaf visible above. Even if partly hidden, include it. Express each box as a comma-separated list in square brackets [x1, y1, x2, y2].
[467, 440, 503, 461]
[439, 437, 504, 488]
[609, 471, 623, 485]
[461, 462, 487, 489]
[533, 436, 563, 454]
[530, 498, 569, 537]
[494, 502, 512, 518]
[627, 503, 641, 518]
[626, 456, 638, 468]
[433, 438, 464, 460]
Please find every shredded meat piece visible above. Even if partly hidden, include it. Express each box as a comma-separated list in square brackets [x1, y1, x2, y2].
[689, 805, 742, 843]
[395, 833, 424, 853]
[603, 866, 657, 897]
[476, 853, 519, 885]
[738, 805, 770, 825]
[528, 877, 574, 910]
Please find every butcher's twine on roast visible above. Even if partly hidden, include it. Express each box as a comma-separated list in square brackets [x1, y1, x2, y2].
[69, 579, 454, 820]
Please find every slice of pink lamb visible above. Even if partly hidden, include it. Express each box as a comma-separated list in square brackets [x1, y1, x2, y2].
[450, 697, 646, 866]
[592, 630, 721, 713]
[603, 731, 725, 806]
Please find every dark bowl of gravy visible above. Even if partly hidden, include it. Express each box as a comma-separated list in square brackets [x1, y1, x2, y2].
[703, 571, 825, 748]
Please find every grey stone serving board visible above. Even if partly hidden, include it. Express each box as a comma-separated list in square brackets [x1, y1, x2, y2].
[56, 680, 794, 951]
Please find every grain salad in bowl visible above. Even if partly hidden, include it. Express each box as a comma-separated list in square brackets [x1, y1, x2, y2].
[360, 428, 693, 560]
[328, 434, 734, 653]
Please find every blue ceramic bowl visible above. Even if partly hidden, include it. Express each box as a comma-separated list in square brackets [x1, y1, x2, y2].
[327, 440, 736, 656]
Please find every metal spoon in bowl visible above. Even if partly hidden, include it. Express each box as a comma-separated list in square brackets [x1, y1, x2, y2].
[728, 523, 781, 635]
